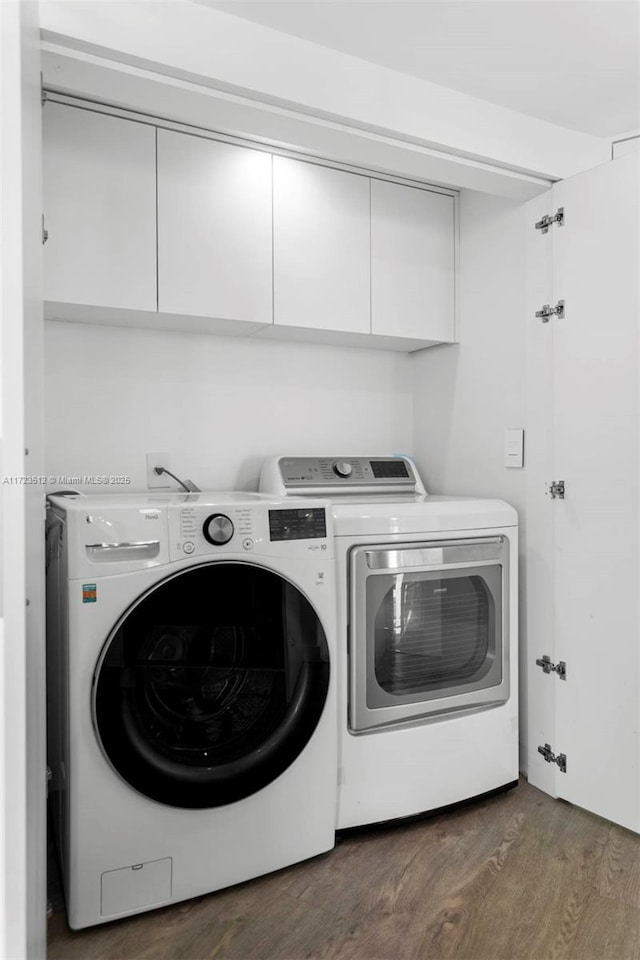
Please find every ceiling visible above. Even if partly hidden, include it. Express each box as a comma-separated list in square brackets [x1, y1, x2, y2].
[202, 1, 639, 138]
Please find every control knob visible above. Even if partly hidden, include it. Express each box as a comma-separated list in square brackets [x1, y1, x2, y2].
[203, 513, 234, 546]
[333, 461, 353, 478]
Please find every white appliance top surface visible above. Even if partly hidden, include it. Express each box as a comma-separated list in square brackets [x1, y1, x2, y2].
[330, 495, 518, 536]
[48, 490, 282, 511]
[325, 493, 427, 504]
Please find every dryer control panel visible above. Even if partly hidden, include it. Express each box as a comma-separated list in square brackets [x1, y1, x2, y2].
[260, 456, 426, 497]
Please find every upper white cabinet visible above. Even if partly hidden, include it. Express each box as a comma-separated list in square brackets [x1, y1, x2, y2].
[371, 180, 455, 342]
[157, 130, 272, 326]
[43, 103, 157, 312]
[272, 157, 370, 334]
[42, 103, 457, 351]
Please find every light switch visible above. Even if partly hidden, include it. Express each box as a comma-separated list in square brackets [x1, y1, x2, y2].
[504, 429, 524, 469]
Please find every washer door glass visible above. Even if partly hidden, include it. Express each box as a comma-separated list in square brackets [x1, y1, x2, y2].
[94, 563, 330, 809]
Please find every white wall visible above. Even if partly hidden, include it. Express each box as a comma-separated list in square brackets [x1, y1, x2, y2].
[411, 188, 529, 765]
[44, 322, 413, 492]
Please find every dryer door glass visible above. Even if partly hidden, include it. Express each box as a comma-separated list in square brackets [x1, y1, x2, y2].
[372, 573, 495, 696]
[94, 563, 329, 808]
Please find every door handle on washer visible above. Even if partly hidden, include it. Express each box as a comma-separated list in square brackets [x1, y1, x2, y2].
[86, 541, 161, 561]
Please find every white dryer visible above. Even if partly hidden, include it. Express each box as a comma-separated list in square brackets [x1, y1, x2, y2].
[260, 457, 518, 830]
[46, 492, 336, 929]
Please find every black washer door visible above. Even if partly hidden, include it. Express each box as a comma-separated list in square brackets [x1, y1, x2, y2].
[94, 562, 330, 809]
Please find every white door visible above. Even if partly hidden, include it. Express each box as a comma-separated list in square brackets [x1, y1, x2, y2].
[527, 153, 640, 832]
[43, 102, 157, 312]
[0, 2, 47, 957]
[157, 129, 273, 327]
[371, 179, 455, 342]
[273, 156, 371, 334]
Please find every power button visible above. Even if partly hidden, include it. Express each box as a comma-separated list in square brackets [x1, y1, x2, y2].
[183, 541, 195, 555]
[242, 538, 254, 551]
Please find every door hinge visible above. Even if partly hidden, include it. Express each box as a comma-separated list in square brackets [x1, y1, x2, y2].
[536, 300, 565, 323]
[535, 207, 564, 234]
[42, 215, 48, 246]
[41, 73, 47, 107]
[547, 480, 565, 499]
[538, 743, 567, 773]
[536, 654, 567, 680]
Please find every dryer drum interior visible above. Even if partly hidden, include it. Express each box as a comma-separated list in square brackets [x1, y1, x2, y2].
[94, 563, 330, 809]
[373, 575, 495, 694]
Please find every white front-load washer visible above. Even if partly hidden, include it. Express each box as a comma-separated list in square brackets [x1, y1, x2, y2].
[46, 491, 336, 929]
[260, 457, 519, 830]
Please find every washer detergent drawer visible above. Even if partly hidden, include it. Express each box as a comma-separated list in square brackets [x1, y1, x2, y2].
[101, 858, 172, 918]
[349, 537, 510, 732]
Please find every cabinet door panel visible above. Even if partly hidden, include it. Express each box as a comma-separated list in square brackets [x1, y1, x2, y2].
[157, 130, 272, 324]
[273, 157, 370, 334]
[552, 153, 640, 832]
[371, 181, 454, 342]
[43, 103, 157, 311]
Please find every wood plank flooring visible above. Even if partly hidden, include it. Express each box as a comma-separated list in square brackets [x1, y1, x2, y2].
[48, 779, 640, 960]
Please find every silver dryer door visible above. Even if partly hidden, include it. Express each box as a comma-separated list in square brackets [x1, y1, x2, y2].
[349, 537, 509, 732]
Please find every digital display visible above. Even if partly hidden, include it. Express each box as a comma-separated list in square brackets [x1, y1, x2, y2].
[269, 508, 327, 541]
[370, 460, 410, 479]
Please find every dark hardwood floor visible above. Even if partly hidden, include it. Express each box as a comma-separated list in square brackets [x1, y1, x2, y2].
[48, 779, 640, 960]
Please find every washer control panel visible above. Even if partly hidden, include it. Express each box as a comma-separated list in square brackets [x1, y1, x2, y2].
[269, 507, 327, 542]
[174, 502, 255, 556]
[203, 513, 235, 546]
[167, 497, 333, 559]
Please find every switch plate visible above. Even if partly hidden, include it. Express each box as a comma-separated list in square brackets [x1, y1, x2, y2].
[146, 452, 171, 489]
[504, 429, 524, 469]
